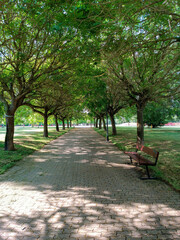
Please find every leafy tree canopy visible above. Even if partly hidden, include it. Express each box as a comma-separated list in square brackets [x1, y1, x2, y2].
[144, 99, 180, 128]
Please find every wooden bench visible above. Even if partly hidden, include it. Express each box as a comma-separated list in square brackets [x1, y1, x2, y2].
[124, 143, 159, 180]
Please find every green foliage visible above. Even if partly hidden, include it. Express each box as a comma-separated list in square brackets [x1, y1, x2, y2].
[0, 0, 79, 108]
[15, 106, 33, 125]
[116, 106, 136, 123]
[144, 102, 170, 128]
[0, 0, 179, 150]
[85, 77, 107, 118]
[144, 100, 180, 128]
[14, 106, 45, 125]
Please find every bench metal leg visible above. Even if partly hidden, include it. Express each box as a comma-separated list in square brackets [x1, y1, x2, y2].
[146, 165, 150, 178]
[140, 165, 157, 180]
[130, 157, 132, 164]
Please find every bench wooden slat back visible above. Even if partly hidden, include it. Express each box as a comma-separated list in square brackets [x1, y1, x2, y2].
[136, 143, 159, 158]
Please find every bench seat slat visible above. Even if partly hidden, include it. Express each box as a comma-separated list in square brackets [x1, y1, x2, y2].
[125, 151, 154, 165]
[138, 157, 154, 166]
[124, 152, 139, 160]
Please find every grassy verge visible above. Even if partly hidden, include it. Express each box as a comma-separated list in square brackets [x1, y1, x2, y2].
[0, 126, 70, 174]
[95, 126, 180, 191]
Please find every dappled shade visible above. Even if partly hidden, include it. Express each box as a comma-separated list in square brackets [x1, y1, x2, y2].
[0, 128, 179, 239]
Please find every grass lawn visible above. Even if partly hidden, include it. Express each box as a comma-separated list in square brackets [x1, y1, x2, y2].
[0, 126, 69, 174]
[95, 126, 180, 191]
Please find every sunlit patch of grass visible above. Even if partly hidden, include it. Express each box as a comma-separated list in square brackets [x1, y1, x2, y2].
[95, 126, 180, 191]
[0, 127, 70, 174]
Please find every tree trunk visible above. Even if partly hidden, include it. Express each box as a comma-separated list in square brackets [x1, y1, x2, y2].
[109, 113, 117, 135]
[99, 117, 102, 129]
[43, 109, 48, 137]
[94, 118, 96, 127]
[95, 118, 98, 128]
[102, 117, 106, 131]
[70, 119, 72, 127]
[67, 119, 69, 128]
[54, 115, 59, 132]
[4, 96, 25, 151]
[137, 103, 144, 145]
[5, 113, 15, 151]
[62, 118, 65, 130]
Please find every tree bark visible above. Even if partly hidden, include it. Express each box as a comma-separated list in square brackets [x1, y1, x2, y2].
[136, 103, 144, 145]
[99, 117, 102, 129]
[43, 109, 48, 137]
[4, 96, 25, 151]
[109, 113, 117, 135]
[5, 113, 15, 151]
[70, 119, 72, 127]
[102, 117, 106, 131]
[62, 118, 65, 130]
[95, 118, 98, 128]
[54, 115, 59, 132]
[67, 119, 69, 128]
[94, 118, 96, 127]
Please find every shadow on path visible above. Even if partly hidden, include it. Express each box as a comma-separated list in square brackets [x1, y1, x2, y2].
[0, 128, 179, 240]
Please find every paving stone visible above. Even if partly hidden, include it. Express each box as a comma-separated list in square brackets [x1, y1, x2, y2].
[0, 128, 179, 240]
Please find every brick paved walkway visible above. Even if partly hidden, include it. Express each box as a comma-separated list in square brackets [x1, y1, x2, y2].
[0, 128, 179, 240]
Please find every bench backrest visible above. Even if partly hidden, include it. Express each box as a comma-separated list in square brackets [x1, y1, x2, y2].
[136, 143, 159, 159]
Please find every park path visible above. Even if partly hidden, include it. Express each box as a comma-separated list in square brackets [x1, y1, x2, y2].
[0, 128, 179, 240]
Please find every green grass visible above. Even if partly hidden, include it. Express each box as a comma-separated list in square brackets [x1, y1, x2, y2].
[0, 126, 70, 174]
[95, 126, 180, 191]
